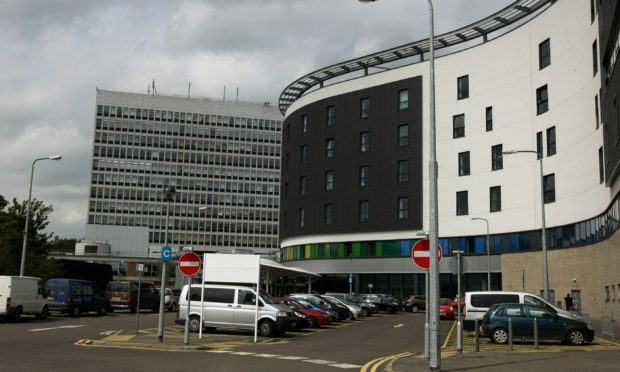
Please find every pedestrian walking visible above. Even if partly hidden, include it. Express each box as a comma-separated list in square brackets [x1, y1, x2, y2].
[564, 293, 573, 311]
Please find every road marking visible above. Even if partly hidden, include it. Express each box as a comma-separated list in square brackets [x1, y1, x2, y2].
[277, 356, 307, 360]
[30, 325, 85, 332]
[361, 352, 415, 372]
[393, 324, 404, 328]
[253, 353, 282, 358]
[331, 363, 362, 369]
[303, 359, 338, 364]
[230, 351, 256, 356]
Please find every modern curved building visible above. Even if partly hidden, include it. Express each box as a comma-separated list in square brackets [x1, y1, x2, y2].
[278, 0, 620, 329]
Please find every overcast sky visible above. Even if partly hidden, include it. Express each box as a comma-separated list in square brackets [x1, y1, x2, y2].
[0, 0, 514, 239]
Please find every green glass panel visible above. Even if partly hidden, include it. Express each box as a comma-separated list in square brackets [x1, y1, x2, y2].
[352, 242, 361, 257]
[338, 243, 345, 257]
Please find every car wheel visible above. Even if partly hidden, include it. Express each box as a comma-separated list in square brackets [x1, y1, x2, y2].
[361, 308, 370, 317]
[258, 320, 276, 337]
[12, 306, 23, 322]
[412, 305, 419, 313]
[491, 328, 508, 344]
[71, 306, 81, 317]
[566, 329, 585, 345]
[188, 315, 201, 333]
[98, 306, 108, 316]
[307, 316, 317, 328]
[168, 302, 176, 312]
[36, 306, 49, 320]
[347, 311, 354, 320]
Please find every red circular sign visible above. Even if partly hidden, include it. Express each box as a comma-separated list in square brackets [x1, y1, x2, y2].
[411, 239, 443, 269]
[178, 252, 201, 276]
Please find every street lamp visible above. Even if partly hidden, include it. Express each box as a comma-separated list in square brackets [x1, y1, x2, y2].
[158, 186, 176, 343]
[359, 1, 439, 369]
[452, 250, 464, 353]
[471, 217, 491, 290]
[19, 155, 62, 276]
[349, 252, 353, 294]
[503, 149, 548, 300]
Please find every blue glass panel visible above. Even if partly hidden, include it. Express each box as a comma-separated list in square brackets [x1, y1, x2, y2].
[510, 234, 519, 251]
[474, 236, 485, 254]
[458, 238, 466, 251]
[493, 236, 502, 253]
[439, 239, 449, 256]
[401, 240, 411, 256]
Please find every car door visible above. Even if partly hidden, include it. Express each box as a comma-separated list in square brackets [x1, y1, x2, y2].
[526, 305, 564, 340]
[504, 304, 529, 337]
[202, 288, 235, 327]
[234, 288, 259, 328]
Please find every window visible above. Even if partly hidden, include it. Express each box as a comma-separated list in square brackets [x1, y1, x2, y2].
[490, 186, 501, 212]
[546, 126, 556, 156]
[595, 95, 600, 129]
[457, 75, 469, 100]
[491, 144, 503, 171]
[398, 160, 409, 183]
[359, 200, 369, 222]
[299, 176, 306, 195]
[456, 191, 468, 215]
[301, 114, 308, 133]
[359, 166, 369, 187]
[590, 0, 596, 23]
[486, 106, 493, 131]
[398, 197, 409, 220]
[326, 105, 335, 127]
[539, 39, 551, 70]
[325, 138, 335, 158]
[360, 131, 370, 152]
[299, 208, 305, 227]
[543, 173, 555, 203]
[592, 40, 598, 76]
[453, 114, 465, 138]
[398, 89, 409, 111]
[300, 145, 307, 164]
[599, 147, 604, 183]
[325, 170, 334, 191]
[324, 204, 333, 225]
[361, 97, 371, 119]
[398, 124, 409, 146]
[536, 132, 543, 159]
[536, 85, 548, 115]
[458, 151, 470, 176]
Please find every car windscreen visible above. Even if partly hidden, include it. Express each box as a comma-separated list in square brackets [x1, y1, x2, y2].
[46, 283, 68, 295]
[440, 298, 451, 305]
[258, 289, 277, 305]
[106, 282, 129, 292]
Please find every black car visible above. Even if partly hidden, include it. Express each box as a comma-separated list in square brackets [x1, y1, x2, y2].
[402, 295, 426, 312]
[362, 294, 398, 314]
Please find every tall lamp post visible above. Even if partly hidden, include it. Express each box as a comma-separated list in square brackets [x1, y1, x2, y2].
[471, 217, 490, 290]
[158, 186, 176, 343]
[349, 252, 353, 294]
[20, 155, 62, 276]
[358, 0, 439, 369]
[452, 250, 463, 353]
[503, 149, 548, 300]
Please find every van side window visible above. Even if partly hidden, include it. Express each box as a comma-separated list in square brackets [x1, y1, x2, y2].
[524, 295, 543, 307]
[238, 289, 256, 305]
[72, 284, 83, 295]
[471, 294, 519, 308]
[206, 288, 235, 303]
[83, 284, 94, 295]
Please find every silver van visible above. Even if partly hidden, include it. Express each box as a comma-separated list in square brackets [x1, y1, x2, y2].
[175, 284, 297, 337]
[463, 291, 576, 332]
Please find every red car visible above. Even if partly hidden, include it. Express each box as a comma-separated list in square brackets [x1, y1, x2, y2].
[440, 298, 456, 320]
[281, 298, 331, 328]
[451, 296, 465, 311]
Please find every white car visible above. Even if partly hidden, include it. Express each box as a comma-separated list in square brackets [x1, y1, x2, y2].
[322, 295, 362, 319]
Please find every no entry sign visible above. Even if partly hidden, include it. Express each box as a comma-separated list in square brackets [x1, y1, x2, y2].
[178, 252, 201, 276]
[411, 239, 443, 269]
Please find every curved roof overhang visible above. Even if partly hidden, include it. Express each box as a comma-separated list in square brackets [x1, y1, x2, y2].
[279, 0, 552, 115]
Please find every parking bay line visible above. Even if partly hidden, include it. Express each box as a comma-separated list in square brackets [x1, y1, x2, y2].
[30, 325, 86, 332]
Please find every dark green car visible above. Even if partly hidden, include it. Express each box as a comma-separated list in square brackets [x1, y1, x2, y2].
[481, 303, 594, 345]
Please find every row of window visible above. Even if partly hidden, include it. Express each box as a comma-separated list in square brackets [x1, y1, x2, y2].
[96, 105, 281, 132]
[95, 130, 280, 149]
[295, 196, 409, 227]
[91, 168, 278, 185]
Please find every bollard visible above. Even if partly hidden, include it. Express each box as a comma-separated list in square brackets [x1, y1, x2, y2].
[508, 317, 513, 351]
[534, 317, 538, 349]
[474, 318, 480, 352]
[457, 316, 463, 353]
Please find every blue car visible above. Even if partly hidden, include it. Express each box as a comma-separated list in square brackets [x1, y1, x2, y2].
[480, 303, 594, 345]
[45, 278, 110, 316]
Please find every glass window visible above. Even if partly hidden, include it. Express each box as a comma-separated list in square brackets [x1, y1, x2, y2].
[453, 114, 465, 138]
[299, 176, 306, 195]
[360, 131, 370, 152]
[546, 126, 556, 156]
[537, 132, 543, 159]
[325, 138, 335, 158]
[458, 151, 470, 176]
[238, 289, 256, 305]
[490, 186, 501, 212]
[398, 160, 409, 183]
[326, 105, 335, 126]
[539, 38, 550, 70]
[492, 144, 503, 171]
[359, 166, 369, 187]
[301, 145, 307, 164]
[486, 106, 493, 131]
[359, 200, 369, 222]
[299, 208, 305, 227]
[398, 197, 409, 220]
[457, 191, 468, 216]
[398, 124, 409, 146]
[599, 147, 604, 183]
[592, 39, 598, 76]
[398, 89, 409, 111]
[324, 204, 333, 225]
[595, 95, 600, 129]
[457, 75, 469, 100]
[543, 173, 555, 203]
[325, 170, 334, 191]
[536, 85, 548, 115]
[301, 114, 308, 133]
[361, 97, 371, 119]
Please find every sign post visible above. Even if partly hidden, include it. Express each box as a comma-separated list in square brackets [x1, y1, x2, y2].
[178, 252, 201, 345]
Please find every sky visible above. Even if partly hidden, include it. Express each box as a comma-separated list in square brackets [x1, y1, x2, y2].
[0, 0, 514, 239]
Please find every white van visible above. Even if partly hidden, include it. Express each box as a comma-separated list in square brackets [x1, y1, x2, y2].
[463, 291, 575, 332]
[0, 276, 49, 321]
[175, 284, 297, 337]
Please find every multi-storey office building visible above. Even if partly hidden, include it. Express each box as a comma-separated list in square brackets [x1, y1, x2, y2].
[278, 0, 619, 327]
[87, 90, 283, 258]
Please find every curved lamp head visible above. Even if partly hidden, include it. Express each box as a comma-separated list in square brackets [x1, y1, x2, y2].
[49, 155, 62, 160]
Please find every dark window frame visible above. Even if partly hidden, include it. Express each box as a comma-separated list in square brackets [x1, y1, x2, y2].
[360, 131, 370, 152]
[324, 204, 333, 225]
[543, 173, 555, 204]
[398, 160, 409, 183]
[539, 38, 551, 70]
[458, 151, 470, 176]
[453, 114, 465, 138]
[397, 197, 409, 220]
[490, 186, 501, 212]
[491, 144, 503, 171]
[361, 97, 371, 119]
[359, 200, 369, 222]
[326, 105, 335, 127]
[457, 75, 469, 100]
[398, 89, 409, 111]
[398, 124, 409, 146]
[456, 191, 469, 216]
[536, 85, 549, 115]
[546, 126, 556, 156]
[301, 114, 308, 133]
[359, 165, 369, 187]
[486, 106, 493, 132]
[325, 138, 335, 159]
[325, 170, 334, 191]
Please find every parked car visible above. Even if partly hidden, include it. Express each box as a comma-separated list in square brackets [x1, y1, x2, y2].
[362, 294, 398, 314]
[162, 288, 181, 312]
[280, 298, 331, 328]
[318, 295, 353, 320]
[0, 276, 49, 321]
[402, 295, 426, 313]
[451, 296, 465, 311]
[45, 278, 110, 316]
[289, 293, 349, 321]
[480, 303, 594, 345]
[176, 284, 297, 337]
[291, 297, 338, 322]
[322, 295, 362, 319]
[439, 298, 456, 320]
[105, 281, 160, 313]
[325, 292, 373, 317]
